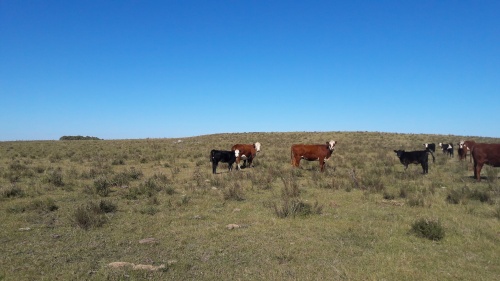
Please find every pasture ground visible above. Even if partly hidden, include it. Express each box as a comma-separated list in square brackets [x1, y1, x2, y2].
[1, 132, 499, 280]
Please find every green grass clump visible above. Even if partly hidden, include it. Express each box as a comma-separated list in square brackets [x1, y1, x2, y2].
[411, 218, 445, 241]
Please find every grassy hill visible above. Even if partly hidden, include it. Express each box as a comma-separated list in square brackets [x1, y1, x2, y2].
[1, 131, 499, 280]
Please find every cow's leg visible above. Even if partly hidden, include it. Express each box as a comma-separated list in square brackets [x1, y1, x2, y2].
[319, 158, 325, 172]
[475, 162, 483, 182]
[236, 157, 241, 170]
[228, 162, 233, 172]
[212, 161, 218, 174]
[422, 161, 428, 174]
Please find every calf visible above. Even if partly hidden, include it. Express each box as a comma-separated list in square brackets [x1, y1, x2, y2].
[471, 143, 500, 181]
[423, 143, 436, 152]
[231, 142, 261, 169]
[394, 149, 435, 174]
[291, 140, 336, 172]
[439, 143, 454, 157]
[210, 149, 239, 174]
[460, 140, 476, 163]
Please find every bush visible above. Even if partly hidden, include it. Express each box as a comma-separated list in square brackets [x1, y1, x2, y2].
[44, 168, 64, 187]
[72, 202, 108, 230]
[94, 177, 110, 197]
[99, 199, 117, 213]
[1, 185, 24, 198]
[411, 218, 445, 241]
[273, 198, 322, 218]
[223, 182, 245, 201]
[28, 198, 59, 213]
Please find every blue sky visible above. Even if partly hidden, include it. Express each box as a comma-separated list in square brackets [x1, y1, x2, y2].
[1, 0, 499, 141]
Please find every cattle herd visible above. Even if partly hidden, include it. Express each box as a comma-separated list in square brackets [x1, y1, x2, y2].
[210, 139, 500, 181]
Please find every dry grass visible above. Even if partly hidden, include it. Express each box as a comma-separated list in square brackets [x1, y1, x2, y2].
[0, 132, 499, 280]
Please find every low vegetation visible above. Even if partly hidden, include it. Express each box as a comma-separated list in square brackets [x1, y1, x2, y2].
[0, 132, 499, 280]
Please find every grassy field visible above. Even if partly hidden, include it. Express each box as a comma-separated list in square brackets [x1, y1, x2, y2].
[1, 131, 499, 280]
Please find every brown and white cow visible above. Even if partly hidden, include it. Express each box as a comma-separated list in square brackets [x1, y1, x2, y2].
[471, 143, 500, 181]
[291, 140, 336, 172]
[460, 140, 476, 163]
[231, 142, 261, 169]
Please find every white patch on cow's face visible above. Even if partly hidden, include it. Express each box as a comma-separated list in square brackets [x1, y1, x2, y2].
[424, 143, 428, 148]
[254, 142, 261, 152]
[234, 149, 239, 157]
[328, 140, 336, 151]
[438, 143, 442, 147]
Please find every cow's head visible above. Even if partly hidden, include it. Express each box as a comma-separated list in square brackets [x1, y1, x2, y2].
[234, 149, 240, 157]
[394, 150, 404, 158]
[438, 143, 443, 147]
[254, 142, 261, 152]
[424, 143, 428, 148]
[327, 140, 336, 151]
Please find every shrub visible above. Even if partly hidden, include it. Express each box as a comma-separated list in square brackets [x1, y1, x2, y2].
[28, 198, 59, 213]
[223, 182, 245, 201]
[410, 218, 445, 241]
[99, 199, 117, 213]
[44, 168, 64, 187]
[273, 198, 323, 218]
[1, 185, 25, 198]
[94, 177, 110, 197]
[72, 202, 108, 230]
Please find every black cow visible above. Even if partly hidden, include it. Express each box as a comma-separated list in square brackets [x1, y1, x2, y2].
[423, 143, 436, 152]
[210, 149, 239, 174]
[439, 143, 454, 157]
[394, 150, 435, 174]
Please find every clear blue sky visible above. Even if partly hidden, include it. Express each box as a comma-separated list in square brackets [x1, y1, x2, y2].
[1, 0, 499, 141]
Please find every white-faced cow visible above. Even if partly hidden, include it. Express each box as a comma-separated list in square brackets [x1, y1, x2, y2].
[423, 143, 436, 152]
[291, 140, 336, 172]
[439, 143, 454, 157]
[231, 142, 261, 169]
[210, 149, 239, 174]
[394, 149, 435, 174]
[460, 140, 476, 163]
[471, 143, 500, 181]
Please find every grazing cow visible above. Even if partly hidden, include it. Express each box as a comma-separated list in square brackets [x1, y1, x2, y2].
[471, 143, 500, 181]
[423, 143, 436, 152]
[231, 142, 261, 169]
[394, 149, 435, 174]
[210, 149, 239, 174]
[439, 143, 454, 157]
[291, 140, 336, 172]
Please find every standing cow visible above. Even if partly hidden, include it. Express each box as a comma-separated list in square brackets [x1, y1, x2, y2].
[423, 143, 436, 152]
[291, 140, 336, 172]
[210, 149, 239, 174]
[439, 143, 454, 157]
[460, 140, 476, 163]
[394, 149, 435, 174]
[471, 143, 500, 181]
[231, 142, 261, 169]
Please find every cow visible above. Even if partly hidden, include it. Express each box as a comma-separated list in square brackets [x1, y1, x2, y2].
[231, 142, 261, 169]
[394, 149, 435, 174]
[423, 143, 436, 152]
[291, 140, 336, 172]
[471, 143, 500, 181]
[439, 143, 454, 157]
[460, 140, 476, 163]
[210, 149, 239, 174]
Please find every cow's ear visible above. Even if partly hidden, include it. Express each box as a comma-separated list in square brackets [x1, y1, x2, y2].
[394, 150, 397, 153]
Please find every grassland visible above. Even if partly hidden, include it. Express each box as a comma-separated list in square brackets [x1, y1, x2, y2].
[0, 131, 499, 280]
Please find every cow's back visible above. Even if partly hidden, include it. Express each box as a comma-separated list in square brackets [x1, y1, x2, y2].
[232, 144, 255, 157]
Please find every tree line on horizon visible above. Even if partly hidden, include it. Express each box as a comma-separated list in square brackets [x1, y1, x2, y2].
[59, 135, 101, 141]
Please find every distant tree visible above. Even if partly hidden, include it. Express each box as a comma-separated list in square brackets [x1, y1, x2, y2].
[59, 135, 101, 141]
